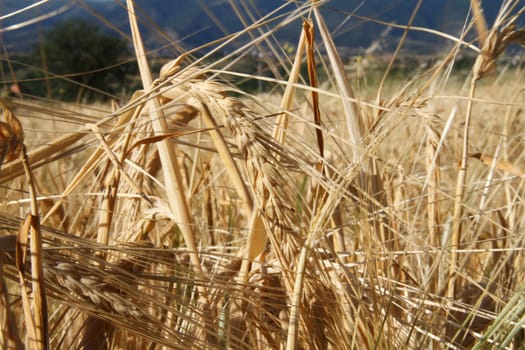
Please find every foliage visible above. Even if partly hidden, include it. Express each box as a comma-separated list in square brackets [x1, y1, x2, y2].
[32, 19, 132, 101]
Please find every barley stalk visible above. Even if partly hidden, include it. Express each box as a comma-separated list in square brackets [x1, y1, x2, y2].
[304, 18, 324, 158]
[272, 25, 306, 144]
[424, 115, 441, 293]
[447, 4, 525, 301]
[313, 4, 364, 163]
[21, 145, 49, 350]
[126, 0, 202, 274]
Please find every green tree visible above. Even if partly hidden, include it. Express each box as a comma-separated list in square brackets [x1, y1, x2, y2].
[35, 19, 130, 102]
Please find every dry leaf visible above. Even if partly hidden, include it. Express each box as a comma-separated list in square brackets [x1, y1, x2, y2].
[0, 99, 24, 165]
[16, 214, 31, 272]
[468, 153, 523, 176]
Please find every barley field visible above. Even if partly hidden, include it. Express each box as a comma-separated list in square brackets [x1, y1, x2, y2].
[1, 1, 525, 349]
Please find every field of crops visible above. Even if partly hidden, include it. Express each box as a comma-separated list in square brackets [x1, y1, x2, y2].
[1, 1, 525, 349]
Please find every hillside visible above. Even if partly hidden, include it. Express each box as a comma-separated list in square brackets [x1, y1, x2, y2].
[1, 0, 503, 54]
